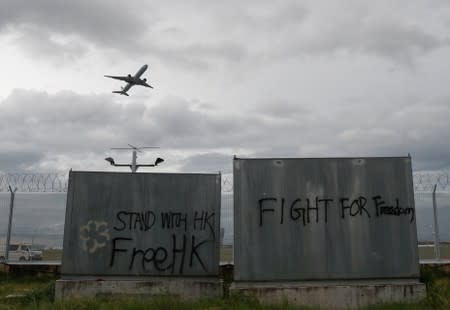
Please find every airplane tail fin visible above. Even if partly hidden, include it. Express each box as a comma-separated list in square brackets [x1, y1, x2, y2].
[112, 91, 129, 96]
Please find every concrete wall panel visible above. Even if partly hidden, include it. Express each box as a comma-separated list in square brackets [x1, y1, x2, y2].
[62, 171, 221, 277]
[234, 157, 419, 281]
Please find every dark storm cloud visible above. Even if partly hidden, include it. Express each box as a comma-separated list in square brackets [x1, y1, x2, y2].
[250, 145, 303, 158]
[0, 0, 152, 63]
[0, 0, 146, 46]
[215, 2, 309, 32]
[251, 100, 310, 119]
[0, 152, 43, 173]
[146, 97, 316, 150]
[208, 1, 448, 65]
[0, 89, 159, 158]
[311, 96, 450, 171]
[180, 153, 233, 173]
[139, 41, 247, 72]
[2, 1, 447, 68]
[0, 0, 247, 69]
[0, 90, 243, 170]
[10, 25, 86, 62]
[292, 22, 443, 65]
[1, 87, 449, 173]
[0, 89, 312, 171]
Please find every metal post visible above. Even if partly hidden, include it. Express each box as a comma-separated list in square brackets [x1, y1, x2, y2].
[131, 149, 137, 173]
[432, 184, 440, 261]
[5, 186, 17, 261]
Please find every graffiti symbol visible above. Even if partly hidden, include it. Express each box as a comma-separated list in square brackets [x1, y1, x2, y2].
[79, 220, 110, 253]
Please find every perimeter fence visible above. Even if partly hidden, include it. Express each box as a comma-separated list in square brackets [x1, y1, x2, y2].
[0, 173, 68, 193]
[0, 171, 449, 262]
[413, 172, 450, 261]
[0, 172, 234, 263]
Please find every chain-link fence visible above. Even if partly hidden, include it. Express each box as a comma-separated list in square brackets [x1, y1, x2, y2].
[0, 173, 68, 262]
[414, 172, 450, 192]
[1, 171, 449, 263]
[0, 172, 235, 263]
[0, 173, 68, 193]
[413, 172, 450, 261]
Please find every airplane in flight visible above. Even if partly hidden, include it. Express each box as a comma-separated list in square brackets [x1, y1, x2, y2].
[104, 64, 153, 96]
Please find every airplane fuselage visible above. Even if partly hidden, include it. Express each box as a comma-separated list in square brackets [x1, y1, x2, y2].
[105, 64, 152, 96]
[134, 64, 148, 78]
[122, 83, 133, 92]
[126, 65, 149, 85]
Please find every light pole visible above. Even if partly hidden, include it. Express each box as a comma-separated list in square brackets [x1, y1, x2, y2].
[31, 225, 40, 247]
[105, 144, 164, 173]
[5, 186, 17, 261]
[432, 184, 440, 260]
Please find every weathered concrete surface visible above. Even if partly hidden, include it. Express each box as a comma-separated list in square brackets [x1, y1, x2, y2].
[62, 171, 221, 277]
[55, 277, 223, 300]
[2, 261, 60, 275]
[58, 171, 222, 300]
[234, 157, 419, 281]
[230, 280, 426, 309]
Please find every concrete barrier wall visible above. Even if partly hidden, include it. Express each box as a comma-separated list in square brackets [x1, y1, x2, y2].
[61, 171, 221, 277]
[233, 157, 420, 281]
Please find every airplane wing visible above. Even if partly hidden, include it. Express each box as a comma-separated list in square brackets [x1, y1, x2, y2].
[104, 75, 133, 83]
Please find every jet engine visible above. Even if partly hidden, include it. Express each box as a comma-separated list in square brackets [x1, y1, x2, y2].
[128, 74, 132, 78]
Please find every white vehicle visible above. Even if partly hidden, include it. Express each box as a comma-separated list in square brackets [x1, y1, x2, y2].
[104, 64, 153, 96]
[0, 241, 43, 262]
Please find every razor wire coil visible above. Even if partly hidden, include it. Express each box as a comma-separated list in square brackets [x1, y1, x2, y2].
[413, 172, 450, 192]
[0, 173, 234, 193]
[0, 173, 68, 192]
[0, 172, 448, 193]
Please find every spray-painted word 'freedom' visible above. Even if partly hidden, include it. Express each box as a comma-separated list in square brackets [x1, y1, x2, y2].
[258, 195, 415, 227]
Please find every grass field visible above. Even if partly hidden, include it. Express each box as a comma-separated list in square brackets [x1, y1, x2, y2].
[2, 246, 446, 309]
[42, 249, 62, 261]
[221, 245, 233, 262]
[419, 245, 450, 260]
[0, 266, 448, 309]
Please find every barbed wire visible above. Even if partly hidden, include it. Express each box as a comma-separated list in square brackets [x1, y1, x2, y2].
[222, 176, 233, 193]
[413, 172, 450, 192]
[222, 173, 450, 193]
[0, 173, 68, 193]
[0, 173, 234, 193]
[223, 173, 450, 193]
[0, 172, 448, 193]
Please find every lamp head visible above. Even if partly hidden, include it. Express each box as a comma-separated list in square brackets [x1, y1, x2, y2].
[154, 157, 164, 166]
[105, 157, 115, 165]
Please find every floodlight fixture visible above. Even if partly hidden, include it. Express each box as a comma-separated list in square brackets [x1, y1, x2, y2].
[105, 157, 115, 165]
[138, 157, 165, 168]
[104, 145, 163, 172]
[155, 157, 164, 166]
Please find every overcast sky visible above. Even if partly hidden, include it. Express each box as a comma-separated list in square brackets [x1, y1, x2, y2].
[0, 0, 449, 174]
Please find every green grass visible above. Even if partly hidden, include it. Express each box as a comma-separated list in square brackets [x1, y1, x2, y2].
[362, 304, 431, 310]
[0, 272, 57, 299]
[0, 292, 321, 310]
[220, 245, 233, 262]
[0, 266, 448, 310]
[42, 249, 62, 261]
[418, 245, 450, 260]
